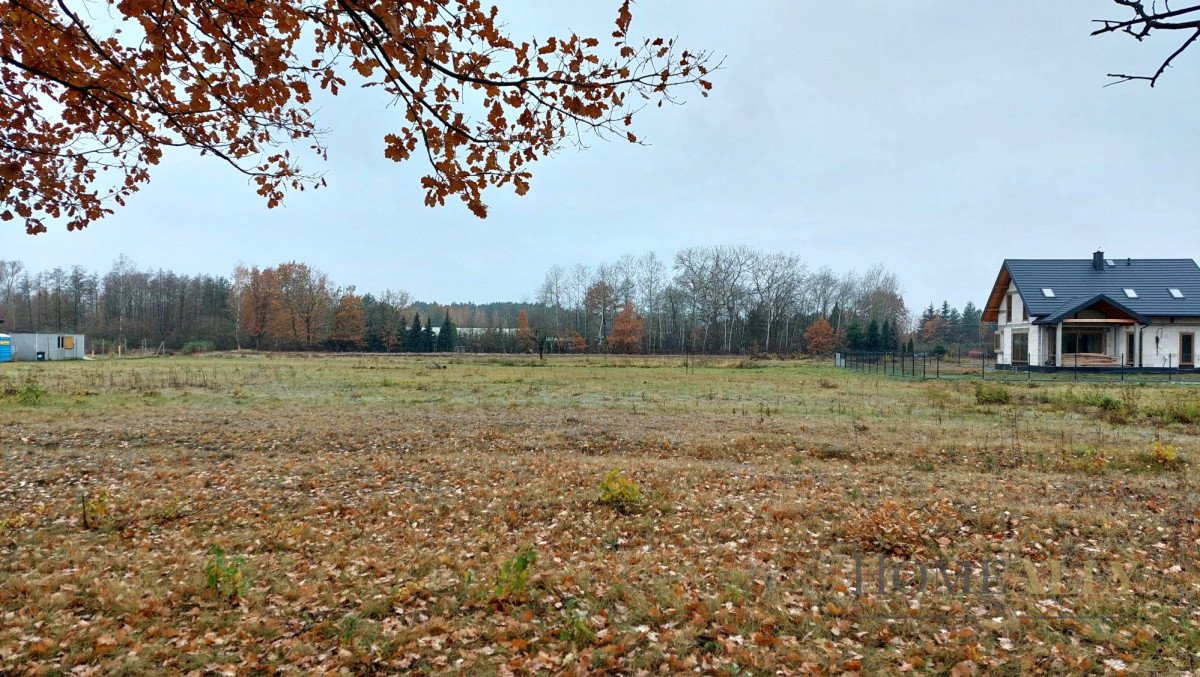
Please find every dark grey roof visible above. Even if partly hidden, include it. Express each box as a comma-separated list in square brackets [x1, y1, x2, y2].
[1004, 258, 1200, 322]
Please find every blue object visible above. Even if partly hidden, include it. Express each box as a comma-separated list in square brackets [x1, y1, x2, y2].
[0, 334, 11, 363]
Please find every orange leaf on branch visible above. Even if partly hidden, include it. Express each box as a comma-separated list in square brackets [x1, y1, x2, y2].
[2, 0, 717, 234]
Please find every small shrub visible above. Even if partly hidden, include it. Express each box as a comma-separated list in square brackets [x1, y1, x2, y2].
[81, 489, 110, 529]
[1152, 440, 1180, 466]
[974, 382, 1010, 405]
[205, 544, 250, 601]
[17, 379, 46, 405]
[494, 547, 536, 602]
[817, 378, 838, 390]
[181, 340, 215, 355]
[1, 513, 30, 538]
[1078, 389, 1122, 411]
[598, 468, 643, 513]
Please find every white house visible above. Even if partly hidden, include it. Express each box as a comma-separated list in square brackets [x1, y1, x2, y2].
[983, 252, 1199, 370]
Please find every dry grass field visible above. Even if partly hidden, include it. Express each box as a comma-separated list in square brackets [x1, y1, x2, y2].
[1, 354, 1198, 675]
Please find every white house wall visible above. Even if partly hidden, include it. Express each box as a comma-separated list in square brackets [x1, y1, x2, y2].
[996, 285, 1038, 366]
[1140, 321, 1200, 368]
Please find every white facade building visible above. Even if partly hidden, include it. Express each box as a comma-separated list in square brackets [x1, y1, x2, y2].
[984, 253, 1199, 370]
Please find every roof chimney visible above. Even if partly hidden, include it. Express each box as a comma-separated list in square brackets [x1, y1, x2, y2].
[1093, 250, 1104, 271]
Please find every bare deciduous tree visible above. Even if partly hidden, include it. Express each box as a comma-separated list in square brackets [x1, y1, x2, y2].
[1094, 1, 1200, 86]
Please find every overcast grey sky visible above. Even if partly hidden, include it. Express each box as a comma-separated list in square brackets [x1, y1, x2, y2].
[3, 1, 1198, 311]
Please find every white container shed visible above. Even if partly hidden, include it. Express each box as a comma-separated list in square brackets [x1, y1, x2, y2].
[9, 333, 87, 361]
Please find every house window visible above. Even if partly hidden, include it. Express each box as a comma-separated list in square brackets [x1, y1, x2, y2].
[56, 336, 65, 349]
[1042, 288, 1055, 298]
[1123, 288, 1138, 298]
[1169, 288, 1184, 299]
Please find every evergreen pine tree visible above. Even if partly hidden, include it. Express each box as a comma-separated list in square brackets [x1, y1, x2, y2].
[866, 318, 880, 351]
[396, 315, 408, 352]
[436, 314, 457, 352]
[408, 313, 423, 353]
[907, 337, 915, 353]
[881, 319, 895, 351]
[421, 316, 435, 352]
[845, 320, 865, 350]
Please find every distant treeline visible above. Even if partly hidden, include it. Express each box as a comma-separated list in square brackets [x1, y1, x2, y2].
[0, 252, 988, 354]
[531, 247, 987, 354]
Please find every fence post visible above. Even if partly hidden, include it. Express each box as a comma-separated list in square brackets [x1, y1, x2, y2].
[922, 354, 926, 380]
[936, 355, 940, 379]
[1074, 352, 1078, 381]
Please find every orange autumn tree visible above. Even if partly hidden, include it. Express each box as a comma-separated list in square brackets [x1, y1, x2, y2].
[329, 289, 366, 350]
[804, 317, 837, 356]
[238, 265, 283, 350]
[515, 309, 537, 353]
[1, 1, 715, 234]
[608, 301, 644, 354]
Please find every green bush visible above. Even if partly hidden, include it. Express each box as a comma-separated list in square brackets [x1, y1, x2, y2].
[182, 340, 215, 355]
[974, 382, 1011, 405]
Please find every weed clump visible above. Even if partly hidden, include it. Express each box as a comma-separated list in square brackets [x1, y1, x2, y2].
[598, 468, 643, 513]
[205, 544, 250, 601]
[974, 382, 1010, 405]
[494, 548, 536, 603]
[9, 378, 47, 406]
[1144, 398, 1200, 425]
[81, 489, 110, 529]
[558, 598, 594, 645]
[1152, 440, 1181, 466]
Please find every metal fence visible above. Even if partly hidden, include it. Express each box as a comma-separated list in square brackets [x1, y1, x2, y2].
[838, 350, 1200, 383]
